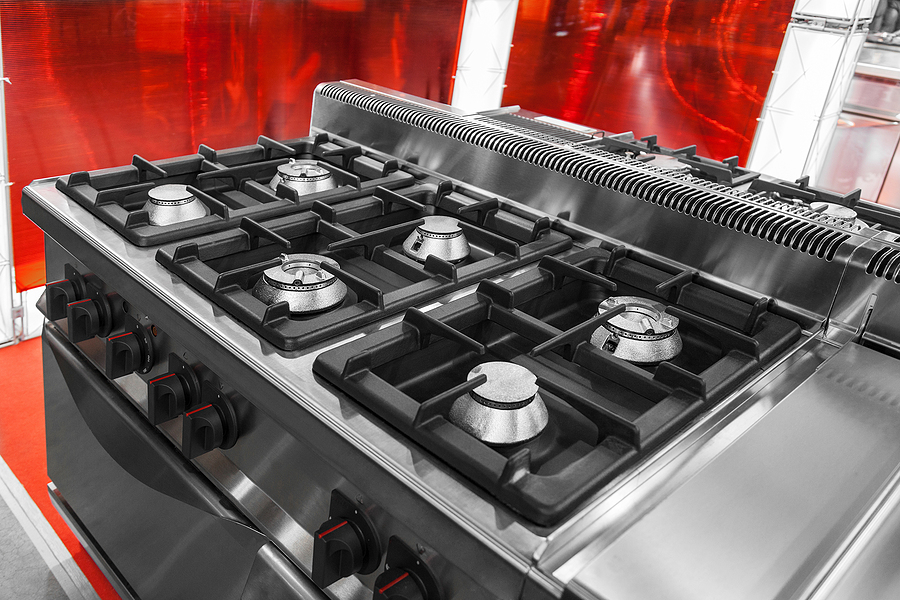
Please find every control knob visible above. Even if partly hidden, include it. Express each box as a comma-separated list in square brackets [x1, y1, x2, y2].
[181, 381, 239, 460]
[312, 490, 381, 589]
[43, 279, 78, 320]
[373, 538, 441, 600]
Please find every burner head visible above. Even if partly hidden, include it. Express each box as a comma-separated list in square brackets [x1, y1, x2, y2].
[251, 253, 348, 314]
[402, 216, 470, 263]
[810, 202, 861, 228]
[144, 184, 209, 226]
[449, 362, 549, 446]
[643, 154, 690, 173]
[268, 159, 337, 195]
[590, 296, 682, 364]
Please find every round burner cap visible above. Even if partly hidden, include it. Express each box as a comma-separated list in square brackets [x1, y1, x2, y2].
[468, 362, 538, 407]
[643, 154, 690, 172]
[418, 216, 463, 237]
[276, 160, 332, 182]
[148, 184, 195, 205]
[263, 254, 339, 290]
[810, 202, 857, 224]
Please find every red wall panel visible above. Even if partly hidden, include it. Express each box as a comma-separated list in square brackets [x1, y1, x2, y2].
[1, 0, 465, 291]
[504, 0, 793, 163]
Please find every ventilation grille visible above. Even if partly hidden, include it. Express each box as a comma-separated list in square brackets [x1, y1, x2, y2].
[866, 246, 900, 282]
[477, 113, 595, 144]
[319, 83, 852, 261]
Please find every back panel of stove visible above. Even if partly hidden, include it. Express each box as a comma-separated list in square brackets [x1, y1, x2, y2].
[310, 80, 877, 325]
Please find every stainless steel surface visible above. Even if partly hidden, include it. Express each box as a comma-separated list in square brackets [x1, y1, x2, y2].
[448, 362, 549, 446]
[559, 343, 900, 600]
[251, 253, 348, 314]
[143, 183, 209, 226]
[857, 43, 900, 81]
[402, 216, 470, 263]
[589, 296, 682, 365]
[268, 159, 337, 195]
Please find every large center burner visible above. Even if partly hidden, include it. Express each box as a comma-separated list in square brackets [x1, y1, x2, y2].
[590, 296, 682, 364]
[269, 159, 337, 194]
[251, 253, 348, 314]
[402, 216, 470, 263]
[449, 362, 549, 445]
[144, 184, 210, 226]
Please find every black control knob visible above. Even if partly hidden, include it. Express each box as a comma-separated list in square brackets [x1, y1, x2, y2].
[44, 279, 77, 320]
[105, 332, 142, 379]
[67, 299, 100, 343]
[374, 538, 441, 600]
[182, 404, 226, 459]
[313, 518, 367, 588]
[374, 568, 426, 600]
[147, 373, 188, 425]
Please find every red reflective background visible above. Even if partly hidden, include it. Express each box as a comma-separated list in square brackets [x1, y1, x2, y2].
[504, 0, 792, 162]
[2, 0, 465, 291]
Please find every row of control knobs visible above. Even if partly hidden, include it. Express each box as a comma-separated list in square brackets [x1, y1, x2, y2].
[47, 270, 440, 599]
[313, 491, 442, 600]
[43, 269, 239, 460]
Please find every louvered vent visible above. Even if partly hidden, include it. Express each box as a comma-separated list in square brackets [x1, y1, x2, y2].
[319, 83, 852, 261]
[476, 114, 595, 144]
[866, 246, 900, 282]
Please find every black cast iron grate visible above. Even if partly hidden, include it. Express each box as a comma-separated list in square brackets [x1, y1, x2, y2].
[313, 245, 805, 525]
[55, 133, 415, 246]
[157, 181, 573, 351]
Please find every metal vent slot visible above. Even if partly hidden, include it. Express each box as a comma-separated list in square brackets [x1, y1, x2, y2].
[319, 83, 853, 262]
[866, 247, 900, 280]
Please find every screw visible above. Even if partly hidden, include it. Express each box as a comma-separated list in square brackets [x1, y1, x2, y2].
[416, 544, 426, 555]
[356, 494, 365, 505]
[605, 297, 618, 306]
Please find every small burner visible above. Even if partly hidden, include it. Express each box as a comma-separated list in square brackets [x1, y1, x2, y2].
[144, 184, 209, 226]
[810, 202, 863, 229]
[449, 362, 549, 446]
[642, 154, 690, 173]
[591, 296, 682, 364]
[402, 216, 470, 263]
[251, 254, 348, 314]
[268, 159, 336, 195]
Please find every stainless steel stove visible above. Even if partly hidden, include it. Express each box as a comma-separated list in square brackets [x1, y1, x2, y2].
[22, 81, 900, 600]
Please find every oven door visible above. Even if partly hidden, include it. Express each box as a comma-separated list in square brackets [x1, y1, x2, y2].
[42, 321, 326, 600]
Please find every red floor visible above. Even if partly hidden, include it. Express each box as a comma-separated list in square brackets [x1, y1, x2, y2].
[0, 337, 119, 600]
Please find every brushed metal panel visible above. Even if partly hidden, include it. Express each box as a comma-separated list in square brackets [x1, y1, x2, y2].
[563, 343, 900, 600]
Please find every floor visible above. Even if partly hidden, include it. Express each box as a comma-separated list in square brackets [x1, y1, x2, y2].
[0, 337, 118, 600]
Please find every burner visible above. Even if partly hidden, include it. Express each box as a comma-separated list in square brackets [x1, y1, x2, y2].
[144, 184, 209, 226]
[251, 254, 348, 314]
[810, 202, 864, 229]
[402, 216, 470, 263]
[268, 159, 336, 195]
[590, 296, 682, 364]
[643, 154, 690, 173]
[449, 362, 549, 446]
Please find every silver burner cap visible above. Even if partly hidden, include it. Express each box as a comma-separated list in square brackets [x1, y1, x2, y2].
[402, 216, 470, 263]
[449, 362, 549, 446]
[268, 159, 337, 195]
[143, 184, 209, 226]
[251, 253, 347, 314]
[643, 154, 690, 172]
[590, 296, 683, 364]
[810, 202, 859, 226]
